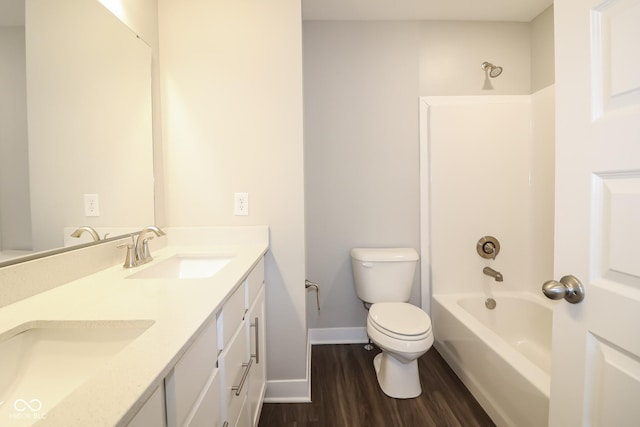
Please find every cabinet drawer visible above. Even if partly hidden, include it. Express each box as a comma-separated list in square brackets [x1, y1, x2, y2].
[218, 284, 246, 349]
[187, 369, 222, 427]
[234, 393, 250, 427]
[166, 318, 218, 426]
[219, 324, 249, 424]
[244, 258, 264, 309]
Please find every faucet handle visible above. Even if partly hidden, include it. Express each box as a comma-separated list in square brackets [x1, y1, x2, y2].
[117, 242, 137, 268]
[477, 236, 500, 260]
[141, 236, 155, 262]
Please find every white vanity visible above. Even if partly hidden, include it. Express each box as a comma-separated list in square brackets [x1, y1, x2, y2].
[0, 227, 268, 427]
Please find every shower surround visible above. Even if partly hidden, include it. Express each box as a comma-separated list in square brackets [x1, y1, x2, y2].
[419, 87, 555, 425]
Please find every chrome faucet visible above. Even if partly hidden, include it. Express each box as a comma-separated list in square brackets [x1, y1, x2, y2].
[70, 226, 101, 242]
[483, 266, 503, 282]
[134, 225, 166, 265]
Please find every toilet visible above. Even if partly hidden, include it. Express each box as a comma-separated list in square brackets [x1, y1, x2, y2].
[351, 247, 433, 399]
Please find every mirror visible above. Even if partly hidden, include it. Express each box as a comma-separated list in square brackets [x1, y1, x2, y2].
[0, 0, 154, 266]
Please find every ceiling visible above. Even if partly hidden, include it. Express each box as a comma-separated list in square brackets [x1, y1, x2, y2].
[1, 0, 554, 27]
[302, 0, 554, 23]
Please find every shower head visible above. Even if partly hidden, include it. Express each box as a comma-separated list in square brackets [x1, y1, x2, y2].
[481, 62, 503, 78]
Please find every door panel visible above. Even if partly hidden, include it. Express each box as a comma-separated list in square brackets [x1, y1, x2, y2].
[552, 0, 640, 425]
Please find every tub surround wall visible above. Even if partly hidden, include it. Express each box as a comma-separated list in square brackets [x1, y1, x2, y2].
[426, 89, 554, 297]
[424, 90, 554, 425]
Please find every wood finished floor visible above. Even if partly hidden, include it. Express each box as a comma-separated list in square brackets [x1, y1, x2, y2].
[258, 344, 495, 427]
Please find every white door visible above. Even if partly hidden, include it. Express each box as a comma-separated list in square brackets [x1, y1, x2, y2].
[551, 0, 640, 425]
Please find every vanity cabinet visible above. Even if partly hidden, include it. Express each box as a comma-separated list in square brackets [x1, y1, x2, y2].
[246, 287, 266, 426]
[154, 257, 265, 427]
[128, 385, 167, 427]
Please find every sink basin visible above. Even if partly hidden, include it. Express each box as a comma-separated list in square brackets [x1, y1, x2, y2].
[0, 320, 153, 425]
[127, 254, 233, 279]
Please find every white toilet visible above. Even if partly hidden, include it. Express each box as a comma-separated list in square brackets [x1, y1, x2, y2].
[351, 247, 433, 399]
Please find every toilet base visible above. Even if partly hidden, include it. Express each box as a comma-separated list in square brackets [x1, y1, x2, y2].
[373, 352, 422, 399]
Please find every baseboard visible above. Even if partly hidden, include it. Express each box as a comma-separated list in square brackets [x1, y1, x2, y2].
[264, 328, 369, 403]
[263, 333, 312, 403]
[309, 327, 368, 345]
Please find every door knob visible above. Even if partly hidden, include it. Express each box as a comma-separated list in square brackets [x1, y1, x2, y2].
[542, 275, 585, 303]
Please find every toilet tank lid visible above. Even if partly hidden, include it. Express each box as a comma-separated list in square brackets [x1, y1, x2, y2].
[351, 248, 419, 262]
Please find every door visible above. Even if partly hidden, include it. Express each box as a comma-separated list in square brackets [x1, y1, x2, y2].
[551, 0, 640, 425]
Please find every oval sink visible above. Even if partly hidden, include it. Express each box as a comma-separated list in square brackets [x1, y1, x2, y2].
[126, 254, 233, 280]
[0, 320, 153, 425]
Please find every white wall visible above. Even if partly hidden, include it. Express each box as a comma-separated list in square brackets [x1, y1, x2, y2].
[304, 19, 542, 335]
[158, 0, 307, 399]
[0, 26, 31, 250]
[304, 22, 422, 334]
[531, 6, 555, 92]
[419, 21, 531, 95]
[426, 90, 554, 297]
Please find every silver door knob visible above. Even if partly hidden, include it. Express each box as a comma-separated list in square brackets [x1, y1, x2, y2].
[542, 275, 585, 304]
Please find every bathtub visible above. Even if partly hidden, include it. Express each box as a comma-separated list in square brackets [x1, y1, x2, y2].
[432, 292, 553, 427]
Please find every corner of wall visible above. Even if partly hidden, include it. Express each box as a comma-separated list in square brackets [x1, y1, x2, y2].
[264, 330, 312, 403]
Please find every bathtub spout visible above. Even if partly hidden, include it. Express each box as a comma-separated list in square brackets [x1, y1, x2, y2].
[483, 267, 503, 282]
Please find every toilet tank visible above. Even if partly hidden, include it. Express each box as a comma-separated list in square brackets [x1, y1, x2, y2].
[350, 248, 419, 303]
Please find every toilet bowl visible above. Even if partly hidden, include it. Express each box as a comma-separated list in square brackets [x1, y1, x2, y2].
[351, 247, 434, 399]
[366, 302, 433, 398]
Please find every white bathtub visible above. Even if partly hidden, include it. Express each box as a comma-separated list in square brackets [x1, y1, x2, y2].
[432, 292, 553, 427]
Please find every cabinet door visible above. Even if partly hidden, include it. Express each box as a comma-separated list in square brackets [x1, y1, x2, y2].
[187, 369, 222, 427]
[128, 385, 166, 427]
[246, 287, 266, 427]
[219, 322, 250, 426]
[165, 318, 218, 427]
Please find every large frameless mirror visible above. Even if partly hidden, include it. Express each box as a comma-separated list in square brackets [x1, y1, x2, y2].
[0, 0, 155, 267]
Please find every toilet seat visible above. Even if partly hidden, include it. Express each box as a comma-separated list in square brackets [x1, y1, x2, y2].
[368, 302, 432, 341]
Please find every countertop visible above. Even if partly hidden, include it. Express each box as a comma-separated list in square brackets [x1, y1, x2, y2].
[0, 242, 268, 426]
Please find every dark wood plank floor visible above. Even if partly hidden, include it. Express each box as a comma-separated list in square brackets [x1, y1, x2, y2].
[259, 344, 495, 427]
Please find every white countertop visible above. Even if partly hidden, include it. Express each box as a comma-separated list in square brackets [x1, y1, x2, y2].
[0, 242, 268, 426]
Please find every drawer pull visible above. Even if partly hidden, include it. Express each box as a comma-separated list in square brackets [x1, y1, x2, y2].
[222, 422, 229, 427]
[250, 317, 260, 364]
[231, 358, 253, 396]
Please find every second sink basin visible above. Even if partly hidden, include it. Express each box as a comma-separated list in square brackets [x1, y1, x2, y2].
[0, 320, 153, 425]
[127, 254, 234, 279]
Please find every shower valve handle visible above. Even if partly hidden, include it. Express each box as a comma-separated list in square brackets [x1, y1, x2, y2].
[542, 275, 585, 304]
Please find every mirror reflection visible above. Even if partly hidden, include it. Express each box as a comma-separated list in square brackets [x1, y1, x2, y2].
[0, 0, 155, 265]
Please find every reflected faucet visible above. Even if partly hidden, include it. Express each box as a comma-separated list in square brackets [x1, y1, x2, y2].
[70, 226, 101, 242]
[135, 225, 166, 265]
[483, 266, 503, 282]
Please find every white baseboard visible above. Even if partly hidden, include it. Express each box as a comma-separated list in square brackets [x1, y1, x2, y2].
[263, 379, 311, 403]
[309, 327, 368, 345]
[263, 328, 369, 403]
[263, 332, 312, 403]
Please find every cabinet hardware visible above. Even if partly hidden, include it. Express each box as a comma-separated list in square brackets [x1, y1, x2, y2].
[231, 358, 253, 396]
[250, 317, 260, 364]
